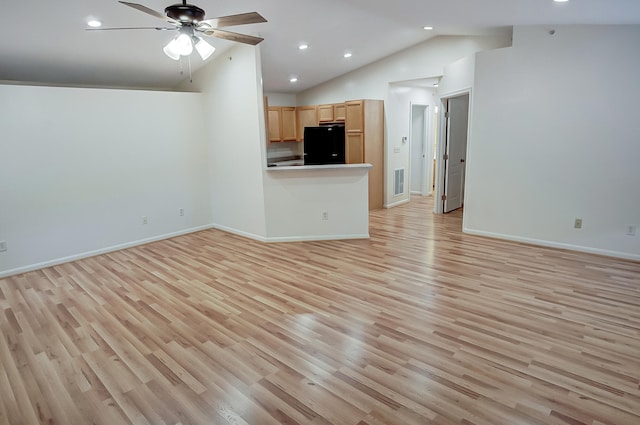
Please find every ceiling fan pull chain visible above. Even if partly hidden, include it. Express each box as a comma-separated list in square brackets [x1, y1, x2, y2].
[179, 56, 184, 76]
[188, 54, 193, 83]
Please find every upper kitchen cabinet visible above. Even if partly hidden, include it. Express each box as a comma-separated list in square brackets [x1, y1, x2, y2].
[318, 104, 334, 122]
[268, 106, 297, 142]
[345, 100, 365, 132]
[333, 103, 346, 121]
[267, 107, 281, 143]
[318, 103, 346, 123]
[281, 107, 297, 141]
[296, 105, 318, 141]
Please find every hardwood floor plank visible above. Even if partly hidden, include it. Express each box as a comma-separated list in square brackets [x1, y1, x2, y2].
[1, 196, 639, 424]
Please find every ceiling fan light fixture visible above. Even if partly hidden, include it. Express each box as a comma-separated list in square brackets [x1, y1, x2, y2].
[195, 37, 215, 60]
[163, 40, 181, 60]
[163, 33, 193, 60]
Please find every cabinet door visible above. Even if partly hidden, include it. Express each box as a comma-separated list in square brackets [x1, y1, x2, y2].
[345, 100, 364, 132]
[333, 103, 346, 121]
[268, 107, 282, 142]
[346, 133, 364, 164]
[281, 107, 297, 141]
[318, 104, 334, 122]
[296, 106, 318, 141]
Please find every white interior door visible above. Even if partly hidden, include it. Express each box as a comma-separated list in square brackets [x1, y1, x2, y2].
[443, 94, 469, 213]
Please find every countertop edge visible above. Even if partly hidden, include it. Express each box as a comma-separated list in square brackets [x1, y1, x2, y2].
[265, 163, 373, 172]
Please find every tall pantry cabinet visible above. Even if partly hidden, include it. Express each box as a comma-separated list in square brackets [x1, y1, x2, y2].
[345, 100, 384, 210]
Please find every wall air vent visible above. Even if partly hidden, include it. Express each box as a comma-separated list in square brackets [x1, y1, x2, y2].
[394, 168, 405, 196]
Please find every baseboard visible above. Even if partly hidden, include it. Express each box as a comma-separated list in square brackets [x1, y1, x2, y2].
[463, 227, 640, 262]
[385, 198, 410, 209]
[0, 225, 214, 278]
[265, 233, 370, 243]
[209, 223, 267, 242]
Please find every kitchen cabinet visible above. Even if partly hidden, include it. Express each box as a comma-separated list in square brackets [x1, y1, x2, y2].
[333, 103, 346, 121]
[295, 105, 318, 141]
[280, 107, 297, 141]
[267, 107, 281, 143]
[268, 106, 297, 142]
[318, 104, 334, 122]
[345, 99, 384, 210]
[345, 133, 364, 164]
[318, 103, 346, 122]
[345, 100, 364, 132]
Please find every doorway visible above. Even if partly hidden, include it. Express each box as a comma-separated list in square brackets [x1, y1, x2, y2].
[409, 104, 431, 196]
[435, 92, 470, 214]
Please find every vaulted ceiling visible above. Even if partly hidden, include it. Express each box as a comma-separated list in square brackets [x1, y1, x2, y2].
[1, 0, 639, 93]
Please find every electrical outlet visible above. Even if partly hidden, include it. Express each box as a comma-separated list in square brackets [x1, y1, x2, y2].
[179, 208, 184, 216]
[142, 216, 148, 225]
[574, 218, 582, 229]
[626, 225, 637, 236]
[0, 240, 7, 252]
[322, 212, 329, 220]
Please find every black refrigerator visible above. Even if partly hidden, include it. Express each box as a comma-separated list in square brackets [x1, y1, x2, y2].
[303, 125, 346, 165]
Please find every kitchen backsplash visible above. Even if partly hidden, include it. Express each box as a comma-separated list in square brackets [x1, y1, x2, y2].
[267, 141, 303, 160]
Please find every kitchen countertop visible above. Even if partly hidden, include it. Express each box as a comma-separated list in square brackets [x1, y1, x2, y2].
[266, 163, 372, 171]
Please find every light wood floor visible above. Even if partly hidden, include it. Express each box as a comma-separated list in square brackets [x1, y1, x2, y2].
[1, 196, 639, 425]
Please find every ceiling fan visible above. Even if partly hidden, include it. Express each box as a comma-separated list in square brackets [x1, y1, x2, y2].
[88, 1, 267, 61]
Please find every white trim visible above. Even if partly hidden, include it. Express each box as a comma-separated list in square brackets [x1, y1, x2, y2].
[210, 223, 267, 242]
[265, 234, 370, 243]
[0, 225, 214, 278]
[435, 88, 473, 215]
[213, 224, 369, 243]
[463, 228, 640, 262]
[385, 198, 410, 209]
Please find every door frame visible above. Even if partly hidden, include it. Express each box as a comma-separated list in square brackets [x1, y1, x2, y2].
[408, 102, 433, 197]
[434, 88, 472, 214]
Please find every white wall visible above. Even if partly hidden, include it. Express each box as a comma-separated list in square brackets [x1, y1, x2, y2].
[466, 25, 640, 260]
[297, 34, 511, 208]
[0, 85, 211, 276]
[185, 44, 269, 240]
[297, 35, 511, 105]
[264, 92, 297, 106]
[263, 167, 370, 241]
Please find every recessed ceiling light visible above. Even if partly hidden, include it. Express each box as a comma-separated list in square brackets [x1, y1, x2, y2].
[433, 83, 439, 87]
[290, 77, 298, 83]
[87, 20, 102, 28]
[423, 26, 433, 30]
[553, 0, 569, 2]
[298, 44, 308, 50]
[343, 52, 352, 58]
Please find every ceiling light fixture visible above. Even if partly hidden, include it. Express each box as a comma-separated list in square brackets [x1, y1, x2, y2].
[343, 52, 352, 58]
[163, 27, 215, 61]
[290, 76, 298, 83]
[554, 0, 569, 2]
[298, 44, 309, 50]
[87, 20, 102, 28]
[423, 26, 433, 30]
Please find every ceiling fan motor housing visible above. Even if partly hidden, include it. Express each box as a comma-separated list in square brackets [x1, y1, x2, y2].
[165, 3, 205, 22]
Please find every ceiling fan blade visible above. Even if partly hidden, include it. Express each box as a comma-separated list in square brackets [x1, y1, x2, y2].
[118, 1, 173, 22]
[199, 28, 264, 45]
[86, 26, 176, 31]
[199, 12, 267, 28]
